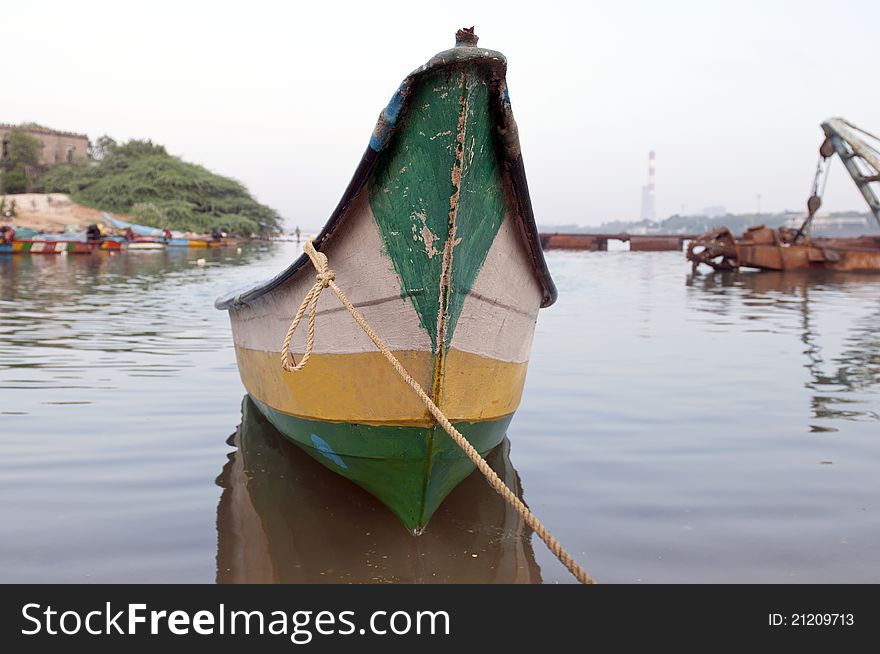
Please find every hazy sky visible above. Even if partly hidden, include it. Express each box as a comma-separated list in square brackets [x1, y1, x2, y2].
[4, 1, 877, 229]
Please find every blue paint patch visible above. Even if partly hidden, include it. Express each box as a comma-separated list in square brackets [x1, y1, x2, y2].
[310, 433, 348, 469]
[0, 244, 12, 254]
[369, 81, 409, 152]
[384, 81, 407, 123]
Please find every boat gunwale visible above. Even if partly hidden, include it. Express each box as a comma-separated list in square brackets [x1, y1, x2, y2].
[215, 45, 556, 311]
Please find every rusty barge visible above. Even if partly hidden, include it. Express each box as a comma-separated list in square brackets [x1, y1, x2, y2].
[688, 118, 880, 273]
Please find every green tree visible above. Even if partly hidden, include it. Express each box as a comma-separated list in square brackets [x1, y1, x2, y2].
[1, 165, 29, 194]
[89, 134, 117, 160]
[1, 128, 42, 193]
[5, 128, 41, 166]
[39, 137, 282, 236]
[112, 139, 167, 158]
[130, 202, 166, 226]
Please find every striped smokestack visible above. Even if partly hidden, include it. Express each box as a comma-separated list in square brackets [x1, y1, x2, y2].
[640, 150, 656, 222]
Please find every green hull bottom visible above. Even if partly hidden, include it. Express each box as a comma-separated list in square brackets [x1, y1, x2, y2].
[250, 397, 511, 532]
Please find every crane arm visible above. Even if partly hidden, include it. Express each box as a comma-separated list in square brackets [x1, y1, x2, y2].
[796, 117, 880, 240]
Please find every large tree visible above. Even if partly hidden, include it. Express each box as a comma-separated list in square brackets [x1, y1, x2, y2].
[1, 128, 42, 193]
[88, 135, 118, 161]
[39, 138, 282, 236]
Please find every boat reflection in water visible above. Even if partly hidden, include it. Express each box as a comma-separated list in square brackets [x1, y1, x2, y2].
[216, 396, 543, 583]
[687, 270, 880, 425]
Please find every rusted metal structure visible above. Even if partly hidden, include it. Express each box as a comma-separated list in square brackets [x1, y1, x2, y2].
[688, 118, 880, 273]
[629, 235, 690, 251]
[540, 232, 695, 251]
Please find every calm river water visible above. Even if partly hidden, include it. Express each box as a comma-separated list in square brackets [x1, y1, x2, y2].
[1, 244, 878, 583]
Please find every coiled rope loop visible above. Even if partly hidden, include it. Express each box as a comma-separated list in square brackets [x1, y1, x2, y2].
[280, 247, 335, 372]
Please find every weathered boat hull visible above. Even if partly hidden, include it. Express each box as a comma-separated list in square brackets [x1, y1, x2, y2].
[0, 239, 122, 254]
[252, 397, 511, 530]
[226, 191, 544, 531]
[217, 31, 555, 532]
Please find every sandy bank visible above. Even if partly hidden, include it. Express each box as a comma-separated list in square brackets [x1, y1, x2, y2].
[0, 193, 130, 233]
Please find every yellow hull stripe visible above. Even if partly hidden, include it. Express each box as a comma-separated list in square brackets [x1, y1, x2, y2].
[234, 346, 529, 425]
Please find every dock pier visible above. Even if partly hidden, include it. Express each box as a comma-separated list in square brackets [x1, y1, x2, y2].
[538, 233, 697, 252]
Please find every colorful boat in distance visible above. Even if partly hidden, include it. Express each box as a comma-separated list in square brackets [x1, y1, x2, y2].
[100, 212, 231, 248]
[124, 241, 165, 251]
[165, 237, 226, 249]
[216, 28, 556, 532]
[217, 396, 542, 583]
[0, 238, 122, 254]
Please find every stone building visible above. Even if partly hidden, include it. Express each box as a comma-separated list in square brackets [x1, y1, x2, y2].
[0, 124, 90, 167]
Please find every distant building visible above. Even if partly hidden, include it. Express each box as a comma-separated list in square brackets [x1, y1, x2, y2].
[0, 123, 90, 167]
[784, 211, 880, 237]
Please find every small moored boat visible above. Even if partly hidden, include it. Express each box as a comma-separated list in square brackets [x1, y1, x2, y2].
[124, 241, 166, 251]
[0, 235, 122, 254]
[100, 212, 229, 248]
[216, 28, 556, 532]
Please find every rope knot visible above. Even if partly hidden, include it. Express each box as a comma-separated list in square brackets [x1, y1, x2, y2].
[316, 269, 336, 287]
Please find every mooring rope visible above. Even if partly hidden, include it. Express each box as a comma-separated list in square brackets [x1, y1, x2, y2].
[280, 239, 596, 584]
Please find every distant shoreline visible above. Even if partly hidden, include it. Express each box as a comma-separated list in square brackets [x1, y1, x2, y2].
[541, 210, 877, 237]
